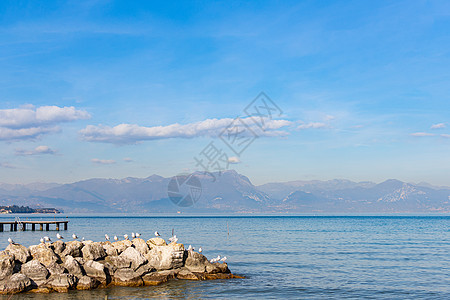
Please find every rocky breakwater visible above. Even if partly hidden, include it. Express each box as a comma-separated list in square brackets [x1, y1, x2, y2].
[0, 237, 241, 294]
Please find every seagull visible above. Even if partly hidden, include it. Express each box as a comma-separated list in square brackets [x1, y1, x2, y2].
[124, 234, 129, 240]
[168, 235, 178, 243]
[81, 237, 85, 242]
[187, 245, 192, 251]
[114, 235, 118, 241]
[220, 256, 227, 262]
[105, 234, 110, 241]
[131, 232, 136, 239]
[198, 247, 202, 253]
[72, 234, 78, 240]
[40, 237, 44, 244]
[44, 236, 52, 243]
[7, 237, 14, 244]
[136, 232, 141, 238]
[56, 233, 64, 240]
[154, 231, 160, 237]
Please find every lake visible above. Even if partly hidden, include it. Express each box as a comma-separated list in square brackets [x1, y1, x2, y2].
[1, 215, 449, 299]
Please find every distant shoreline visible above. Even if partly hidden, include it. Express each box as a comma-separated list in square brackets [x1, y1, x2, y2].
[0, 205, 61, 214]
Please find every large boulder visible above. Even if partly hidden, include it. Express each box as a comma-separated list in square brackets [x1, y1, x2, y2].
[20, 260, 49, 285]
[63, 255, 84, 276]
[145, 242, 184, 270]
[111, 240, 132, 254]
[105, 255, 131, 269]
[29, 244, 60, 267]
[132, 238, 150, 255]
[83, 260, 106, 282]
[177, 269, 200, 280]
[51, 241, 65, 255]
[45, 274, 77, 293]
[61, 241, 83, 257]
[120, 246, 148, 270]
[184, 251, 209, 273]
[6, 243, 31, 263]
[113, 268, 143, 287]
[142, 272, 170, 286]
[0, 273, 32, 294]
[82, 242, 106, 261]
[76, 275, 100, 290]
[0, 251, 15, 280]
[46, 261, 66, 275]
[101, 241, 118, 256]
[146, 237, 166, 248]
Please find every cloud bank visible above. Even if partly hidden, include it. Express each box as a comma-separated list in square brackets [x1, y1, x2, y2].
[91, 158, 116, 165]
[15, 145, 56, 156]
[0, 105, 90, 140]
[80, 117, 293, 144]
[431, 123, 446, 129]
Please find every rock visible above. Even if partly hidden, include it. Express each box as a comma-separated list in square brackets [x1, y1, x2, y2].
[83, 260, 106, 282]
[112, 240, 132, 254]
[82, 240, 93, 245]
[74, 257, 85, 265]
[82, 242, 106, 261]
[46, 261, 66, 275]
[106, 255, 131, 269]
[132, 238, 150, 255]
[5, 243, 31, 263]
[206, 263, 221, 274]
[62, 241, 83, 257]
[113, 268, 143, 287]
[63, 256, 84, 276]
[145, 242, 184, 270]
[216, 262, 230, 274]
[146, 237, 166, 247]
[51, 241, 65, 255]
[0, 273, 32, 294]
[76, 275, 100, 290]
[29, 244, 60, 267]
[120, 247, 147, 270]
[134, 263, 154, 277]
[98, 260, 116, 277]
[46, 274, 77, 293]
[101, 241, 118, 256]
[177, 269, 200, 280]
[184, 251, 209, 273]
[0, 251, 15, 280]
[142, 272, 170, 286]
[20, 260, 49, 285]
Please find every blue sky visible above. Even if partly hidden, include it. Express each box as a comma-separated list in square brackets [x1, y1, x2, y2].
[0, 0, 449, 185]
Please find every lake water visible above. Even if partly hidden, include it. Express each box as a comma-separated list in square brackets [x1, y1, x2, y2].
[1, 215, 449, 299]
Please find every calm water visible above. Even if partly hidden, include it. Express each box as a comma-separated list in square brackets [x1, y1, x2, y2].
[1, 215, 449, 299]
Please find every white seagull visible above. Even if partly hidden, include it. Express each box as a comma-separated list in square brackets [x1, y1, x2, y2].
[136, 232, 141, 238]
[114, 235, 118, 241]
[198, 247, 203, 253]
[187, 245, 193, 251]
[44, 236, 52, 243]
[124, 234, 129, 240]
[56, 233, 64, 240]
[40, 237, 44, 244]
[154, 231, 160, 237]
[220, 256, 227, 262]
[105, 234, 110, 241]
[168, 235, 178, 243]
[72, 234, 78, 240]
[7, 237, 14, 244]
[131, 232, 136, 239]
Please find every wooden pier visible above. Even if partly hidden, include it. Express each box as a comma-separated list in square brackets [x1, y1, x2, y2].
[0, 220, 68, 232]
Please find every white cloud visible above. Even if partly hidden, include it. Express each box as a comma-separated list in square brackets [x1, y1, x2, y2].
[431, 123, 446, 129]
[228, 156, 241, 164]
[15, 145, 56, 156]
[410, 132, 435, 137]
[297, 122, 328, 130]
[91, 158, 116, 165]
[80, 117, 293, 144]
[123, 157, 133, 162]
[0, 162, 16, 169]
[0, 105, 90, 141]
[441, 134, 450, 138]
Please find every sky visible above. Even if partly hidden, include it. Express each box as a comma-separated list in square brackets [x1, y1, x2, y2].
[0, 0, 449, 186]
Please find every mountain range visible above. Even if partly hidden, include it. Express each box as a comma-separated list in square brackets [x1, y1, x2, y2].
[0, 170, 449, 214]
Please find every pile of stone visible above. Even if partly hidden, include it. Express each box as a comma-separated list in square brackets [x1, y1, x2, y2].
[0, 237, 240, 294]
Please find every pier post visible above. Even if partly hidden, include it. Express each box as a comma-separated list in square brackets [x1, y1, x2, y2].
[14, 223, 17, 231]
[64, 222, 68, 230]
[10, 224, 14, 231]
[22, 224, 26, 231]
[0, 224, 3, 232]
[40, 224, 43, 231]
[46, 224, 49, 231]
[32, 224, 35, 231]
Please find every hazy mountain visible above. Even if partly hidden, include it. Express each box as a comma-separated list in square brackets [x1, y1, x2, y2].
[0, 171, 449, 213]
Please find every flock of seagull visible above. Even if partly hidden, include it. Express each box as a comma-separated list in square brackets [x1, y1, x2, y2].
[7, 231, 226, 263]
